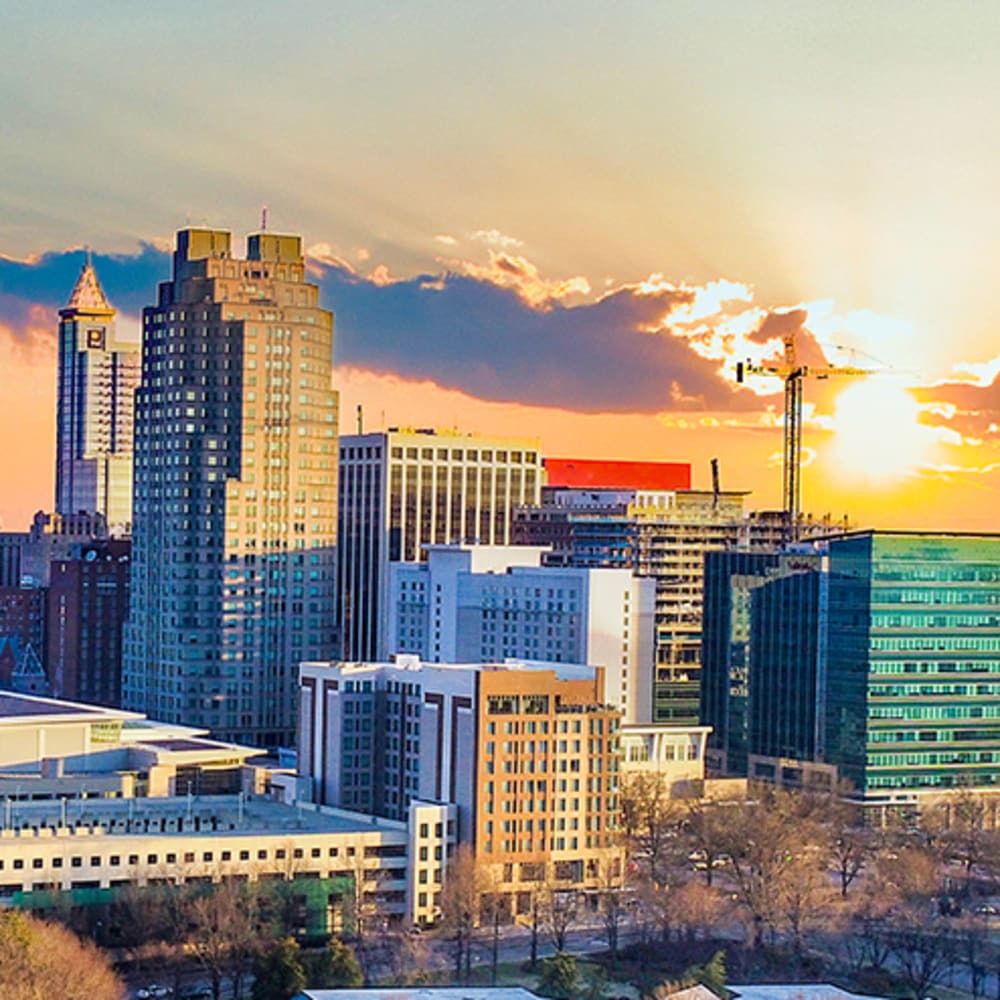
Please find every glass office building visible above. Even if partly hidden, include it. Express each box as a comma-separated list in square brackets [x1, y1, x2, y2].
[826, 532, 1000, 794]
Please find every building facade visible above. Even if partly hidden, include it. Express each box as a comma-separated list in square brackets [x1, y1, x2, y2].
[55, 257, 139, 534]
[513, 486, 789, 724]
[123, 228, 339, 747]
[825, 532, 1000, 796]
[338, 430, 543, 661]
[701, 532, 1000, 800]
[298, 658, 623, 916]
[700, 548, 822, 775]
[46, 539, 131, 707]
[387, 545, 656, 722]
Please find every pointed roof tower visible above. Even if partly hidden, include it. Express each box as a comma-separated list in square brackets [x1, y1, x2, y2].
[61, 252, 114, 317]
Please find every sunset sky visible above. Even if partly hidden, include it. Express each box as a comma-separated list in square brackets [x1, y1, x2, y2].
[3, 2, 1000, 531]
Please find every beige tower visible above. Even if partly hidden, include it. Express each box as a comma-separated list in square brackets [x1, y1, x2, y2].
[123, 229, 339, 747]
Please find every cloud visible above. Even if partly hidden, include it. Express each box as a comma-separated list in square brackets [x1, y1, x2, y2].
[469, 229, 523, 250]
[444, 250, 591, 308]
[434, 234, 458, 246]
[4, 236, 907, 418]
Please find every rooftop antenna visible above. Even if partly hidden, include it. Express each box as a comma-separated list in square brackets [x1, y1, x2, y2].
[357, 404, 364, 434]
[710, 457, 720, 511]
[85, 244, 92, 268]
[261, 205, 268, 232]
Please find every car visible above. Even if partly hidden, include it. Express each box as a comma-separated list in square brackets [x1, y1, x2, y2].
[180, 989, 212, 1000]
[973, 903, 999, 916]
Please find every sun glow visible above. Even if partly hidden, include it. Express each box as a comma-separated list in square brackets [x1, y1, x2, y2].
[827, 380, 931, 481]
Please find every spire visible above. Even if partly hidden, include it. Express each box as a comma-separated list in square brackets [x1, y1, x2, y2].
[63, 254, 114, 314]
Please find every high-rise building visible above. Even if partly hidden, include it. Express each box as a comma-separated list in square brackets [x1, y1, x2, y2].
[299, 656, 622, 919]
[338, 429, 543, 660]
[55, 257, 139, 534]
[701, 531, 1000, 800]
[386, 544, 657, 722]
[123, 228, 339, 747]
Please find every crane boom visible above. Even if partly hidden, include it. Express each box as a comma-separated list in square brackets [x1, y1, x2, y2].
[736, 332, 870, 542]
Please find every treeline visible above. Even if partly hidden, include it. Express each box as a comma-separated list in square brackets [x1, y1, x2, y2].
[621, 775, 1000, 997]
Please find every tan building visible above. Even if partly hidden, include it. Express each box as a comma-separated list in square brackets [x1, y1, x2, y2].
[299, 658, 624, 920]
[123, 228, 339, 747]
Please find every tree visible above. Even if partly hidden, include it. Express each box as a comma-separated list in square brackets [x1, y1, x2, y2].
[189, 881, 261, 1000]
[720, 786, 832, 951]
[438, 844, 495, 982]
[620, 771, 682, 886]
[251, 937, 307, 1000]
[309, 935, 364, 988]
[682, 799, 733, 887]
[540, 882, 578, 952]
[537, 952, 580, 999]
[0, 910, 124, 1000]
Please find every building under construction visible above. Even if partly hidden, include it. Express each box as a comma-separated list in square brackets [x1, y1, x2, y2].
[514, 461, 844, 724]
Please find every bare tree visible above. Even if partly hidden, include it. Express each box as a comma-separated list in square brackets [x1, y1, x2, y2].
[438, 844, 495, 982]
[540, 880, 579, 953]
[620, 772, 683, 886]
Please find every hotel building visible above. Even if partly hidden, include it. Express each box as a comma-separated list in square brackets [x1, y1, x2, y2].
[299, 658, 623, 916]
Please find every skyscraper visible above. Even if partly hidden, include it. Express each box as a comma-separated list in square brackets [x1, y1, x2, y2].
[55, 256, 139, 533]
[338, 429, 543, 660]
[123, 228, 339, 747]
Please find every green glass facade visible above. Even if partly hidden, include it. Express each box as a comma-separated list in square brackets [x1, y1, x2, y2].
[826, 532, 1000, 794]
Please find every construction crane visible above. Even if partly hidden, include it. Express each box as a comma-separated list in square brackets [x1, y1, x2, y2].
[736, 332, 870, 542]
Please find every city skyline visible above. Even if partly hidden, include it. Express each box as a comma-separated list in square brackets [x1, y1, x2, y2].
[4, 3, 1000, 531]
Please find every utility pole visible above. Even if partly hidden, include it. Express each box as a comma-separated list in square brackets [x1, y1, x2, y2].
[737, 331, 869, 542]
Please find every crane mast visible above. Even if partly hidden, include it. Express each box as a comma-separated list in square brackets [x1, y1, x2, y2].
[737, 332, 869, 542]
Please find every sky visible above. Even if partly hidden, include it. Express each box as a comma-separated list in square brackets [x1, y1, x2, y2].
[3, 1, 1000, 531]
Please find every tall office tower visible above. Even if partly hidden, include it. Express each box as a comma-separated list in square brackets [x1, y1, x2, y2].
[55, 257, 140, 534]
[123, 228, 339, 747]
[387, 544, 657, 722]
[338, 429, 543, 660]
[513, 477, 790, 724]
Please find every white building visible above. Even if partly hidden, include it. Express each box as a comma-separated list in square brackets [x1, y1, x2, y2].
[387, 545, 656, 723]
[338, 430, 543, 661]
[0, 690, 451, 928]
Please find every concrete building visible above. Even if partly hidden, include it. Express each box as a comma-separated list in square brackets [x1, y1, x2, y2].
[700, 532, 1000, 805]
[387, 545, 656, 722]
[337, 429, 543, 661]
[0, 533, 25, 588]
[620, 724, 711, 798]
[299, 658, 623, 917]
[0, 691, 451, 929]
[55, 257, 139, 534]
[123, 228, 339, 748]
[20, 510, 110, 588]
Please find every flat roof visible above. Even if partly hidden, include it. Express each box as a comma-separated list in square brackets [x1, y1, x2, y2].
[0, 692, 140, 723]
